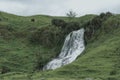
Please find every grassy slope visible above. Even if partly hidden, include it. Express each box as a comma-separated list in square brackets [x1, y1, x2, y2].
[0, 12, 120, 80]
[0, 12, 95, 74]
[0, 12, 55, 73]
[40, 15, 120, 80]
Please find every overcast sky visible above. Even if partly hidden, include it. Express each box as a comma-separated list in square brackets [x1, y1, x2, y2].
[0, 0, 120, 16]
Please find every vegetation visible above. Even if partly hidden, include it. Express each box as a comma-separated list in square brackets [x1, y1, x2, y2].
[0, 11, 120, 80]
[66, 10, 77, 21]
[51, 19, 66, 28]
[84, 12, 113, 44]
[0, 11, 65, 74]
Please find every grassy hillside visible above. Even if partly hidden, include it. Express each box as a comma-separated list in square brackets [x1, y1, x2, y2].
[0, 12, 120, 80]
[32, 15, 120, 80]
[0, 12, 95, 72]
[0, 11, 56, 73]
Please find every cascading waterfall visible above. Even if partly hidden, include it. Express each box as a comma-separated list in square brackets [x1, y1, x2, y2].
[43, 28, 85, 70]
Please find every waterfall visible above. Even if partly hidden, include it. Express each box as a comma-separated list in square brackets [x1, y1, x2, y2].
[43, 28, 85, 70]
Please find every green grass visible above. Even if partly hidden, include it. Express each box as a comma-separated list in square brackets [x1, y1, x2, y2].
[29, 26, 120, 80]
[0, 12, 120, 80]
[0, 12, 66, 73]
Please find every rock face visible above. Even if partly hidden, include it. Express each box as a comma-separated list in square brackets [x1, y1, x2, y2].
[43, 28, 85, 70]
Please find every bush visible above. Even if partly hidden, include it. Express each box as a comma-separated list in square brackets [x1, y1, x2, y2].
[31, 18, 35, 22]
[1, 66, 10, 74]
[109, 70, 117, 75]
[29, 26, 64, 48]
[100, 12, 113, 19]
[64, 22, 80, 34]
[84, 16, 102, 43]
[106, 12, 113, 17]
[100, 13, 106, 18]
[84, 12, 113, 43]
[51, 19, 66, 28]
[92, 16, 102, 27]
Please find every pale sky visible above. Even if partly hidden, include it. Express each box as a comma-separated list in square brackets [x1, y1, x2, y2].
[0, 0, 120, 16]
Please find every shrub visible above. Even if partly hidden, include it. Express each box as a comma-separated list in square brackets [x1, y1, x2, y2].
[51, 19, 66, 28]
[64, 22, 80, 34]
[31, 18, 35, 22]
[84, 16, 102, 43]
[106, 12, 113, 17]
[91, 16, 102, 28]
[100, 13, 106, 18]
[84, 12, 113, 43]
[29, 26, 64, 48]
[100, 12, 113, 20]
[1, 66, 10, 74]
[109, 70, 117, 75]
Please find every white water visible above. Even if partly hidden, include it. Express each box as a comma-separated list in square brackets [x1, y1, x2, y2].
[43, 28, 85, 70]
